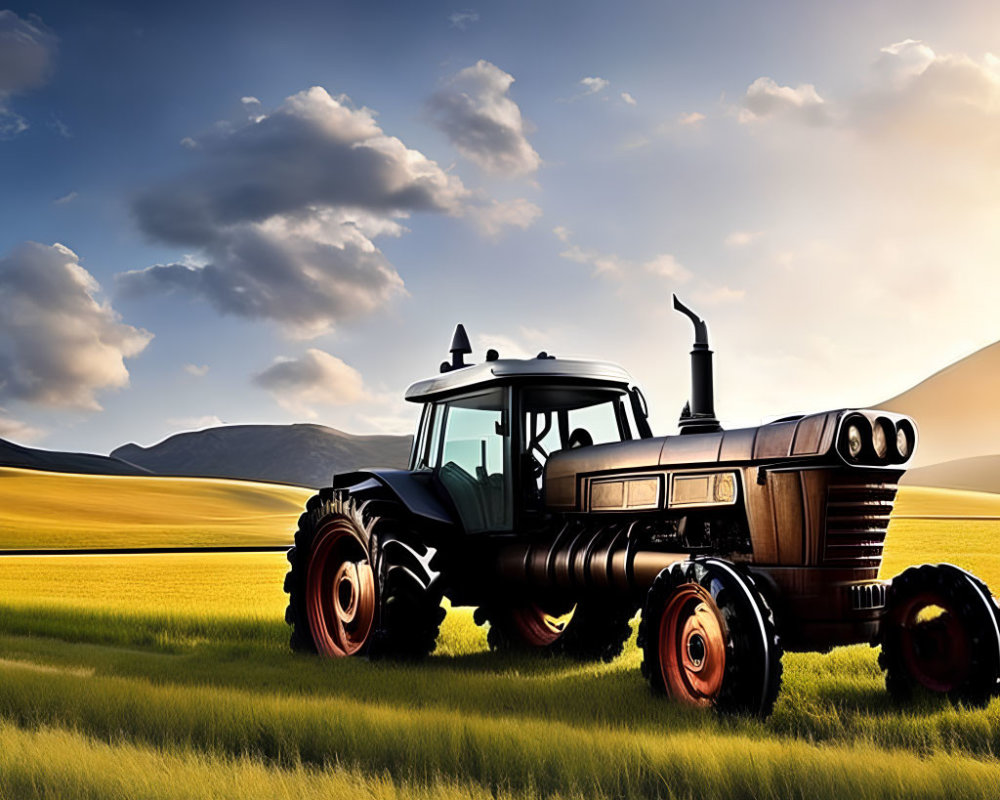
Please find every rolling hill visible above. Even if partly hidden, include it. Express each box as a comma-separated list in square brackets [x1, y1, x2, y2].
[879, 339, 1000, 468]
[901, 454, 1000, 494]
[112, 424, 412, 488]
[0, 437, 151, 477]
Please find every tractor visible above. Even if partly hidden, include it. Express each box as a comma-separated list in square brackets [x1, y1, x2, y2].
[283, 296, 1000, 716]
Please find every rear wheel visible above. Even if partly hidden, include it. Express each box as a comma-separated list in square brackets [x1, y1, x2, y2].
[476, 598, 635, 662]
[477, 599, 576, 652]
[880, 563, 1000, 706]
[639, 558, 783, 717]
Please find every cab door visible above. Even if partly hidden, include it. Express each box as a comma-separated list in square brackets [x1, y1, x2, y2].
[431, 387, 513, 533]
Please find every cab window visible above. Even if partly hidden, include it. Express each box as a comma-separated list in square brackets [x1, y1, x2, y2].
[436, 388, 512, 532]
[521, 387, 632, 501]
[567, 400, 626, 446]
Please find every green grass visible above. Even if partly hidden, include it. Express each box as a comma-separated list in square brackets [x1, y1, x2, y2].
[1, 482, 1000, 797]
[0, 467, 310, 550]
[0, 721, 520, 800]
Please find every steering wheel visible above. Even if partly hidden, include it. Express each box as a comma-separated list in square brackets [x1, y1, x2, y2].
[566, 428, 593, 449]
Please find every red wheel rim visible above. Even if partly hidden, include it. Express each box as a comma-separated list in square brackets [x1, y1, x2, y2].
[511, 603, 576, 647]
[305, 518, 375, 657]
[658, 583, 727, 706]
[896, 591, 970, 692]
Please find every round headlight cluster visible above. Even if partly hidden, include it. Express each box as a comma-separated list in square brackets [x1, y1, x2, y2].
[838, 414, 916, 465]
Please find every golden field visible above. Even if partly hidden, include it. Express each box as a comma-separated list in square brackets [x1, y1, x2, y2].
[0, 472, 999, 798]
[0, 467, 311, 550]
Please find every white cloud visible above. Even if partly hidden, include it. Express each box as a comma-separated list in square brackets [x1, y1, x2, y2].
[240, 96, 260, 106]
[0, 242, 152, 410]
[183, 364, 209, 377]
[0, 10, 58, 139]
[558, 237, 692, 283]
[558, 244, 626, 277]
[448, 10, 479, 29]
[53, 191, 77, 205]
[427, 60, 541, 176]
[621, 92, 637, 106]
[467, 197, 542, 237]
[693, 285, 745, 305]
[120, 86, 474, 338]
[644, 253, 692, 282]
[854, 40, 1000, 156]
[0, 410, 45, 444]
[253, 348, 367, 418]
[679, 111, 706, 126]
[552, 225, 571, 243]
[48, 113, 70, 138]
[580, 76, 610, 96]
[724, 230, 763, 247]
[0, 105, 27, 138]
[740, 77, 829, 125]
[166, 415, 223, 430]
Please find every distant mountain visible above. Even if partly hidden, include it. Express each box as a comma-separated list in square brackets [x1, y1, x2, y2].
[112, 424, 412, 488]
[0, 437, 151, 476]
[902, 455, 1000, 494]
[879, 340, 1000, 468]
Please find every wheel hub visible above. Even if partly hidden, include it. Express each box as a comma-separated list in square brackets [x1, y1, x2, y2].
[659, 583, 728, 705]
[305, 518, 376, 657]
[898, 592, 970, 692]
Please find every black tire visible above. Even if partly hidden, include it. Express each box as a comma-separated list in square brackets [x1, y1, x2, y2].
[639, 558, 783, 717]
[368, 522, 446, 660]
[556, 602, 636, 662]
[475, 599, 575, 654]
[879, 563, 1000, 707]
[474, 599, 634, 662]
[284, 488, 374, 656]
[284, 489, 444, 660]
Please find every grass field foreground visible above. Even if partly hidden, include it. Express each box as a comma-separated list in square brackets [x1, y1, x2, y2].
[2, 475, 1000, 797]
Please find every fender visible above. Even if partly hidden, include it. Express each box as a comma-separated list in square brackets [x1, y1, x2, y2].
[332, 469, 456, 526]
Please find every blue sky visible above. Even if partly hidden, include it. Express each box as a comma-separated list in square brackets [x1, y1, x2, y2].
[2, 0, 1000, 453]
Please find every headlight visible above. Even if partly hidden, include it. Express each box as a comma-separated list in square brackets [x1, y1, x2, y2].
[872, 422, 887, 459]
[894, 420, 916, 462]
[872, 417, 894, 461]
[896, 428, 909, 458]
[847, 423, 864, 459]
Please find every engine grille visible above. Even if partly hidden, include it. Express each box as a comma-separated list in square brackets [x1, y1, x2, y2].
[823, 475, 898, 566]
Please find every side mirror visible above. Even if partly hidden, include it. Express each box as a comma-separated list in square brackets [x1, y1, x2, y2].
[629, 387, 653, 439]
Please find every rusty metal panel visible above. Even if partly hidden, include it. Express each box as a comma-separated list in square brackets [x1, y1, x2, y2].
[659, 431, 724, 465]
[743, 467, 778, 563]
[719, 427, 757, 462]
[769, 471, 805, 564]
[544, 474, 577, 509]
[791, 414, 827, 456]
[753, 421, 797, 459]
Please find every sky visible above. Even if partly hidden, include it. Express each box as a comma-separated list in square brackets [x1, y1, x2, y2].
[2, 0, 1000, 454]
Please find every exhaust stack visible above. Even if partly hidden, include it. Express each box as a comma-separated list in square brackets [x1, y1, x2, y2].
[672, 294, 721, 434]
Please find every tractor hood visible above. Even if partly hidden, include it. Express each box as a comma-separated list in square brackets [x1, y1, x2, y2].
[544, 408, 916, 511]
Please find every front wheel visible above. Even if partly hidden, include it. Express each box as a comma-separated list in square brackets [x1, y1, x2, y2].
[639, 558, 783, 717]
[284, 490, 377, 657]
[879, 563, 1000, 706]
[284, 490, 444, 660]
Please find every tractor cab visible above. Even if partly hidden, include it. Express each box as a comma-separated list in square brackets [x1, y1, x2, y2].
[403, 325, 653, 534]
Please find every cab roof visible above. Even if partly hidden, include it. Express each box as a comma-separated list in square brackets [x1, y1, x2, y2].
[404, 357, 634, 403]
